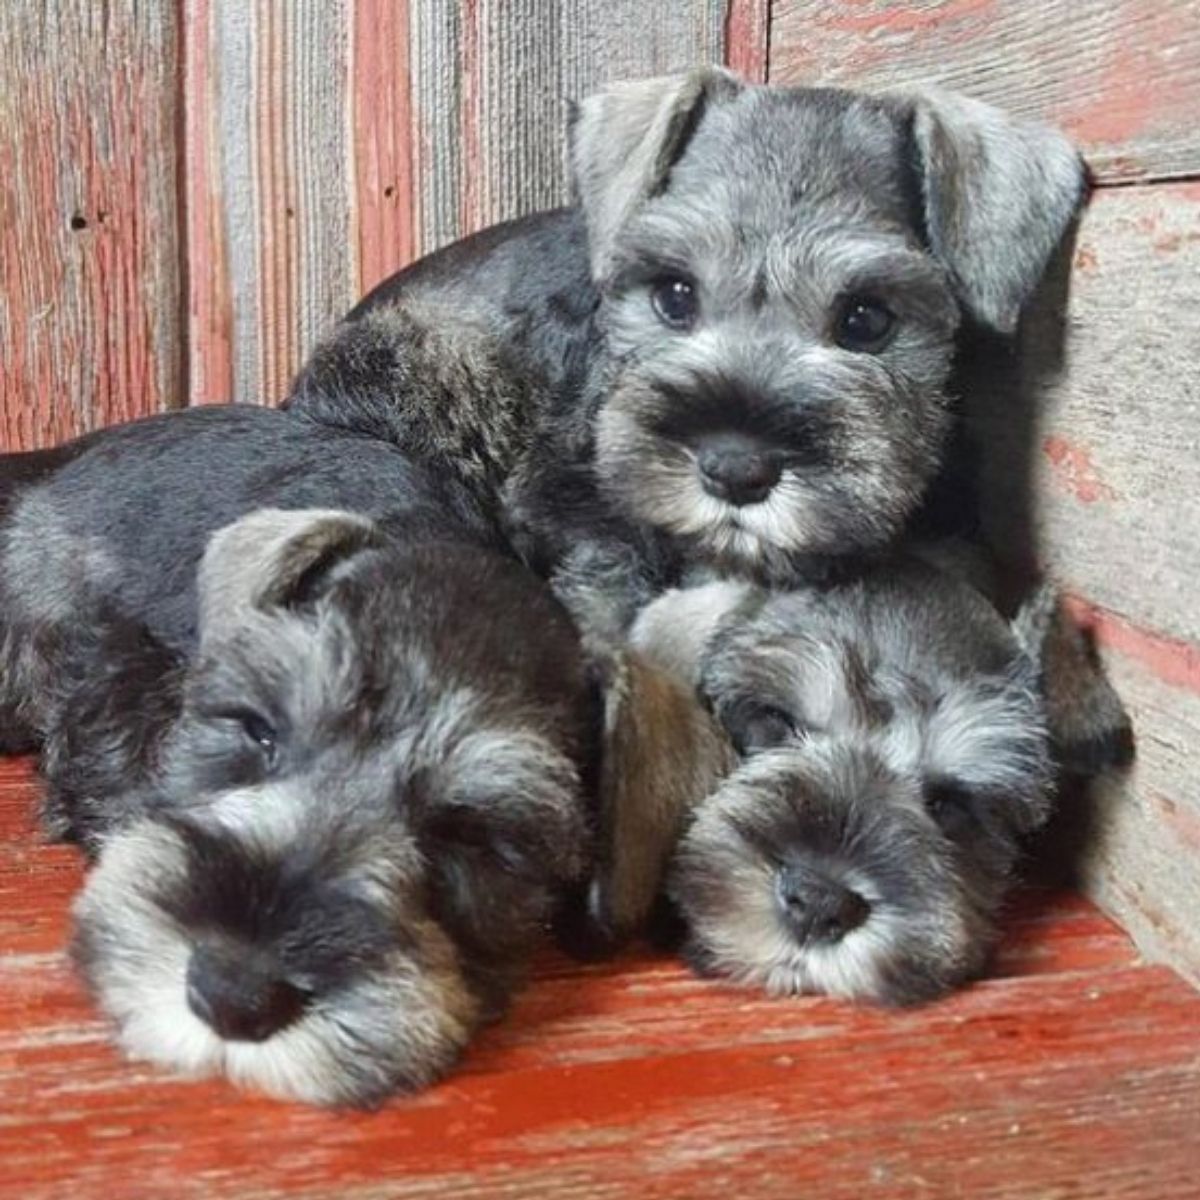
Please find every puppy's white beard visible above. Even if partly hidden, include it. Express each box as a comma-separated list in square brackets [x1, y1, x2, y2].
[73, 824, 476, 1106]
[646, 462, 823, 562]
[689, 859, 925, 1004]
[74, 877, 349, 1104]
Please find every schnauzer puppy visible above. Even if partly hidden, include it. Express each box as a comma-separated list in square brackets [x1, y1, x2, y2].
[291, 69, 1082, 589]
[1, 406, 723, 1104]
[30, 506, 595, 1105]
[629, 559, 1056, 1005]
[288, 69, 1125, 770]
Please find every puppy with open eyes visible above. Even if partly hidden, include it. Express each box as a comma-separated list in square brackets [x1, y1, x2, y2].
[288, 68, 1128, 770]
[630, 560, 1056, 1005]
[0, 401, 721, 1106]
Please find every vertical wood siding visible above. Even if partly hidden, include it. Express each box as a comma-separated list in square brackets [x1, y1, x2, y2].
[770, 0, 1200, 185]
[183, 0, 730, 407]
[0, 2, 182, 450]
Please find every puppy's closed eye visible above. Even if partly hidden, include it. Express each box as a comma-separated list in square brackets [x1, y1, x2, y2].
[923, 779, 981, 837]
[722, 699, 799, 755]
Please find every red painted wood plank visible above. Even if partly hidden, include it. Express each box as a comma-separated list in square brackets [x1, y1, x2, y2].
[0, 2, 183, 449]
[352, 0, 418, 296]
[5, 756, 1197, 1199]
[725, 0, 771, 83]
[1, 954, 1198, 1199]
[181, 0, 236, 406]
[768, 0, 1200, 186]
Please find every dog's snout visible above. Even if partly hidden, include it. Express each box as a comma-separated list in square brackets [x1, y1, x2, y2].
[776, 865, 870, 945]
[696, 434, 781, 506]
[186, 946, 309, 1043]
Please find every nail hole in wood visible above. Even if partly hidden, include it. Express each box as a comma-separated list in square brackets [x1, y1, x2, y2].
[69, 214, 88, 231]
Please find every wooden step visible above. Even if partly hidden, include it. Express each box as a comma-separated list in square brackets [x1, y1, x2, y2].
[1, 757, 1198, 1200]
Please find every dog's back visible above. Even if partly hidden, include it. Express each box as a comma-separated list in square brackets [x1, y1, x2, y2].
[0, 404, 503, 748]
[0, 437, 112, 749]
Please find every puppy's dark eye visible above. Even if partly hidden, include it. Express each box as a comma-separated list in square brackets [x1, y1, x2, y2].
[834, 295, 896, 353]
[651, 277, 699, 330]
[216, 709, 278, 768]
[728, 704, 797, 754]
[924, 780, 977, 833]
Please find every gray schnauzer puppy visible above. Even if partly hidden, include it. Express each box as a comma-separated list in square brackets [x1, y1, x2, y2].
[29, 505, 595, 1106]
[288, 68, 1126, 771]
[629, 559, 1056, 1005]
[292, 69, 1081, 587]
[1, 405, 722, 1105]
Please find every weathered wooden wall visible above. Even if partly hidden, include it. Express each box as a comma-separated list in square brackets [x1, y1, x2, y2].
[0, 1, 183, 448]
[1, 0, 763, 435]
[770, 0, 1200, 984]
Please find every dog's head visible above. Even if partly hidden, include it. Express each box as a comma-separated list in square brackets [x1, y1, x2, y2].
[631, 565, 1055, 1003]
[72, 509, 595, 1106]
[573, 71, 1084, 578]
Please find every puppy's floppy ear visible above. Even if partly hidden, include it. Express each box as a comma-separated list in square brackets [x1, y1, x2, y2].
[586, 642, 735, 943]
[198, 507, 383, 626]
[1013, 584, 1134, 778]
[893, 88, 1086, 334]
[570, 67, 743, 278]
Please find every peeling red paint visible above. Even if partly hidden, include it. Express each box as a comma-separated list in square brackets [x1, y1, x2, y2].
[824, 0, 997, 38]
[353, 0, 416, 294]
[183, 0, 235, 405]
[1, 18, 179, 449]
[1042, 436, 1118, 505]
[1064, 596, 1200, 697]
[725, 0, 769, 83]
[1150, 794, 1200, 855]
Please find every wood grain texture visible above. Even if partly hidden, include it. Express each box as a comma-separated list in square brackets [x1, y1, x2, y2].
[0, 1, 182, 450]
[725, 0, 771, 82]
[5, 759, 1200, 1200]
[185, 0, 356, 406]
[769, 0, 1200, 185]
[353, 0, 417, 297]
[969, 183, 1200, 648]
[1055, 606, 1200, 987]
[410, 0, 728, 256]
[1, 752, 1198, 1199]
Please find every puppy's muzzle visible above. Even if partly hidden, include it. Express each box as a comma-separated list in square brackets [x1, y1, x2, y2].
[775, 860, 871, 946]
[695, 432, 783, 507]
[186, 943, 310, 1043]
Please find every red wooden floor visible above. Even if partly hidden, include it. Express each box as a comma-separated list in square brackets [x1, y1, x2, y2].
[2, 758, 1199, 1200]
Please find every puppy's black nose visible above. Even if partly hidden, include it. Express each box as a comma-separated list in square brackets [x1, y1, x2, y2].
[696, 434, 782, 506]
[776, 865, 870, 945]
[186, 947, 308, 1043]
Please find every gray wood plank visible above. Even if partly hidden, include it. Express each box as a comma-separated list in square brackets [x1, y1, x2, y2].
[770, 0, 1200, 185]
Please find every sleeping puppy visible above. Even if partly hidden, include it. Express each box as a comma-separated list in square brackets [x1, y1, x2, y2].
[31, 506, 595, 1105]
[1, 406, 723, 1105]
[631, 560, 1056, 1004]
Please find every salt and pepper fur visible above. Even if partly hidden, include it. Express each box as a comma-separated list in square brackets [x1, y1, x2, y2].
[631, 560, 1056, 1004]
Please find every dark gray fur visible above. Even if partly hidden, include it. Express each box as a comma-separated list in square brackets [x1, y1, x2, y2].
[285, 71, 1125, 771]
[630, 559, 1056, 1005]
[288, 71, 1083, 601]
[0, 407, 600, 1106]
